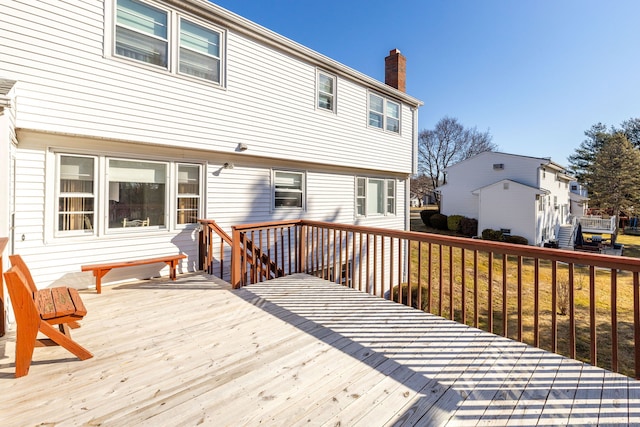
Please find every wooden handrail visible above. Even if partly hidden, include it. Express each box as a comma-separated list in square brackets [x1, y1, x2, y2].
[0, 237, 9, 336]
[228, 219, 640, 378]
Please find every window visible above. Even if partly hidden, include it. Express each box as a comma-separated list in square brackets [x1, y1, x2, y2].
[386, 100, 400, 132]
[115, 0, 168, 67]
[57, 155, 96, 234]
[368, 94, 384, 129]
[274, 171, 304, 209]
[108, 159, 167, 228]
[368, 93, 401, 133]
[177, 164, 201, 224]
[113, 0, 224, 84]
[179, 19, 221, 83]
[317, 71, 336, 112]
[356, 177, 396, 217]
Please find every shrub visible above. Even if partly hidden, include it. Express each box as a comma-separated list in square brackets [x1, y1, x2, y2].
[429, 213, 449, 230]
[504, 235, 528, 245]
[447, 215, 465, 232]
[459, 217, 478, 237]
[481, 228, 504, 241]
[419, 209, 438, 227]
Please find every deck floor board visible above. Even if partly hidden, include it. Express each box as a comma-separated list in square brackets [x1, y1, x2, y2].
[1, 273, 639, 426]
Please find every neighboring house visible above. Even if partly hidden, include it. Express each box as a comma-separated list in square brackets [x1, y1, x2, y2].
[438, 152, 575, 246]
[0, 0, 423, 290]
[569, 181, 589, 218]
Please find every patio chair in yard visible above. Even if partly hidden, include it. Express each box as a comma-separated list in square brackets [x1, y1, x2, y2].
[3, 262, 93, 378]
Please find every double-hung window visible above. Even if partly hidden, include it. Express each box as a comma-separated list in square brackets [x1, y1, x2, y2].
[113, 0, 224, 85]
[356, 177, 396, 217]
[368, 93, 401, 134]
[176, 164, 201, 224]
[115, 0, 168, 67]
[317, 71, 336, 112]
[57, 155, 96, 234]
[274, 171, 305, 209]
[179, 19, 221, 83]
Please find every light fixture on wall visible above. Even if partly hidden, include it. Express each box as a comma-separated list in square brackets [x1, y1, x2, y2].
[223, 162, 234, 169]
[236, 143, 248, 152]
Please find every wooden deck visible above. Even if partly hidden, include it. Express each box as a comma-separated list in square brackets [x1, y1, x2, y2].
[1, 273, 639, 426]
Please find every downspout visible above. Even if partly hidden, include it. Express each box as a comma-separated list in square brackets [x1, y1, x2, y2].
[407, 106, 418, 232]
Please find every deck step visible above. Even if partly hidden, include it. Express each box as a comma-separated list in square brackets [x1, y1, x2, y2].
[556, 225, 574, 249]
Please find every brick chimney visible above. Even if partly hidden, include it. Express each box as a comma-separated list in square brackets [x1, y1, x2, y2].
[385, 48, 406, 92]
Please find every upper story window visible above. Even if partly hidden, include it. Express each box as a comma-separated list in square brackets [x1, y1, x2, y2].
[368, 93, 400, 133]
[317, 71, 336, 112]
[356, 177, 396, 217]
[274, 170, 305, 209]
[113, 0, 224, 85]
[57, 155, 97, 234]
[115, 0, 168, 67]
[179, 19, 221, 82]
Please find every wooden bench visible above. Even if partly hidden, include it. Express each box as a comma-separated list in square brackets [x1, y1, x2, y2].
[4, 266, 93, 377]
[81, 254, 187, 294]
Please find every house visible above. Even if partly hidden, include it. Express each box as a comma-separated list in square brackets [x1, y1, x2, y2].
[0, 0, 423, 294]
[438, 152, 575, 246]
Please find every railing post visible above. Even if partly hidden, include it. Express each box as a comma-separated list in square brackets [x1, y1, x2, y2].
[298, 224, 306, 273]
[231, 227, 242, 289]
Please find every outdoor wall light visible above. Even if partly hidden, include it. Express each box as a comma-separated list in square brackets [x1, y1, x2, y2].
[223, 162, 234, 169]
[236, 143, 248, 152]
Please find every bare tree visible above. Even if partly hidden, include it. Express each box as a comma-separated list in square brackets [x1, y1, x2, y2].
[417, 117, 496, 206]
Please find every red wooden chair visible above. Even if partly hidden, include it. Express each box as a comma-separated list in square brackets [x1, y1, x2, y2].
[3, 265, 92, 377]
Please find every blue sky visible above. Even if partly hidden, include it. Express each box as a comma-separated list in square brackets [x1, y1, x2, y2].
[212, 0, 640, 166]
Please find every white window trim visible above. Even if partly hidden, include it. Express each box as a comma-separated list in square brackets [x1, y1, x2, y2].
[175, 162, 203, 228]
[106, 0, 226, 86]
[355, 177, 397, 217]
[273, 169, 306, 211]
[50, 149, 204, 239]
[367, 91, 401, 134]
[54, 154, 98, 238]
[316, 70, 337, 113]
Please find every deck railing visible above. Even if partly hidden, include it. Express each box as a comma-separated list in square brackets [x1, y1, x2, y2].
[210, 220, 640, 378]
[579, 215, 617, 233]
[198, 219, 233, 279]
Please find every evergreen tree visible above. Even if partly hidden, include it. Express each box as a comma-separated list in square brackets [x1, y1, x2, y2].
[588, 133, 640, 242]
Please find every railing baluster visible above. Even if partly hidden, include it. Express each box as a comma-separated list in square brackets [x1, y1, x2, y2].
[517, 255, 523, 342]
[488, 252, 493, 334]
[634, 272, 640, 379]
[389, 238, 394, 300]
[332, 229, 337, 283]
[417, 241, 423, 311]
[461, 248, 466, 325]
[473, 250, 478, 328]
[611, 269, 618, 373]
[449, 246, 454, 320]
[534, 258, 539, 348]
[407, 237, 412, 307]
[427, 243, 433, 314]
[502, 253, 508, 337]
[590, 265, 597, 367]
[551, 261, 557, 354]
[358, 232, 363, 292]
[569, 262, 576, 359]
[439, 244, 443, 316]
[374, 234, 378, 297]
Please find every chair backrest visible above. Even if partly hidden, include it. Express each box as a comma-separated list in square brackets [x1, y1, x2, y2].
[3, 266, 39, 325]
[9, 254, 38, 295]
